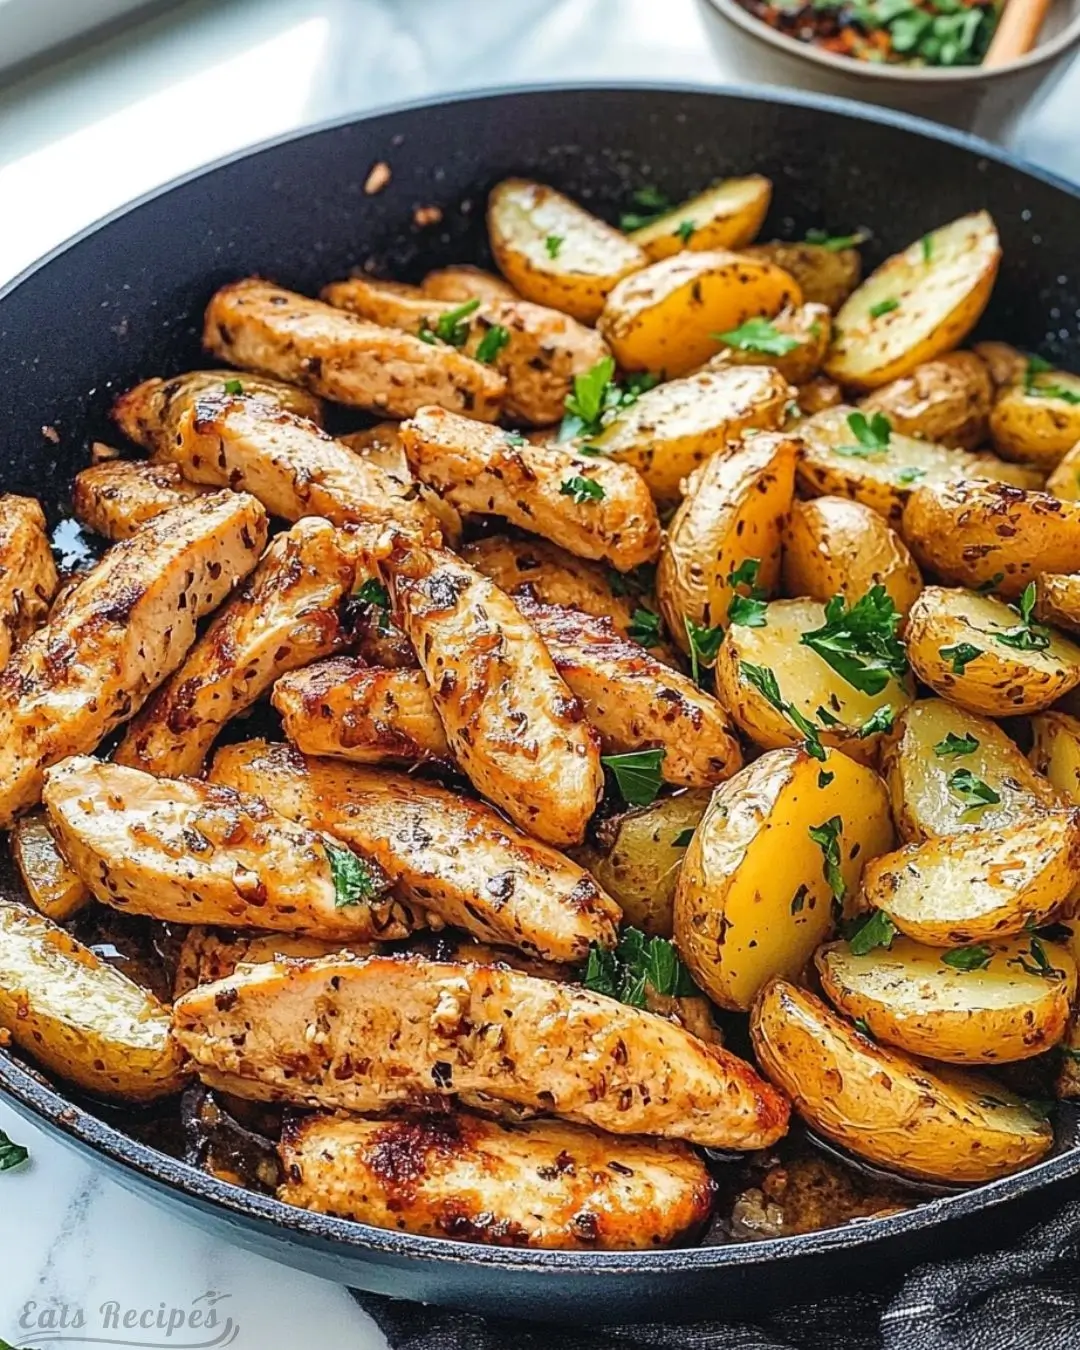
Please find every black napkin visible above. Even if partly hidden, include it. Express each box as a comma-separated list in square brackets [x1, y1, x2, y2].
[354, 1193, 1080, 1350]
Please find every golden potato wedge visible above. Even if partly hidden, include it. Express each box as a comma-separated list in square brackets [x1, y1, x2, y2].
[902, 479, 1080, 598]
[420, 265, 519, 304]
[1045, 443, 1080, 501]
[626, 176, 772, 261]
[796, 405, 1042, 525]
[572, 790, 712, 937]
[714, 597, 914, 764]
[1029, 711, 1080, 804]
[10, 813, 90, 922]
[1034, 573, 1080, 636]
[817, 934, 1076, 1064]
[706, 303, 831, 387]
[657, 432, 796, 651]
[858, 352, 993, 451]
[861, 810, 1080, 945]
[796, 376, 844, 417]
[751, 978, 1053, 1184]
[989, 366, 1080, 468]
[487, 179, 646, 323]
[742, 240, 862, 313]
[973, 340, 1028, 389]
[882, 698, 1062, 842]
[598, 250, 802, 378]
[825, 212, 1001, 390]
[905, 586, 1080, 716]
[589, 365, 792, 502]
[0, 900, 188, 1101]
[782, 496, 923, 616]
[674, 748, 894, 1010]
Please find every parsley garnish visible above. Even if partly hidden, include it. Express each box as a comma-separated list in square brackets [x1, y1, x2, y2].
[1009, 936, 1057, 979]
[921, 235, 934, 262]
[419, 297, 480, 348]
[628, 608, 663, 648]
[805, 228, 869, 251]
[0, 1128, 29, 1173]
[741, 661, 825, 760]
[685, 618, 724, 686]
[947, 767, 1001, 815]
[869, 298, 900, 319]
[940, 642, 982, 674]
[836, 410, 892, 458]
[675, 220, 696, 244]
[713, 316, 801, 357]
[854, 1017, 874, 1038]
[975, 572, 1006, 594]
[560, 475, 605, 505]
[607, 563, 656, 599]
[726, 557, 769, 627]
[602, 749, 666, 806]
[673, 827, 696, 848]
[809, 815, 846, 902]
[942, 944, 992, 971]
[800, 585, 907, 696]
[858, 705, 894, 737]
[582, 927, 696, 1008]
[619, 186, 672, 232]
[818, 770, 835, 788]
[355, 576, 391, 634]
[222, 378, 243, 396]
[544, 234, 564, 259]
[559, 357, 659, 441]
[1024, 355, 1080, 405]
[847, 908, 897, 956]
[475, 324, 510, 364]
[993, 582, 1051, 652]
[325, 841, 377, 907]
[503, 430, 527, 447]
[895, 467, 926, 485]
[934, 731, 979, 757]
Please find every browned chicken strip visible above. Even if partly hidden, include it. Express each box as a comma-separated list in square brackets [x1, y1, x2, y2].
[174, 927, 379, 999]
[73, 460, 212, 540]
[114, 517, 357, 777]
[272, 657, 452, 767]
[165, 394, 440, 541]
[172, 953, 789, 1148]
[421, 265, 520, 304]
[278, 1112, 715, 1249]
[0, 491, 267, 828]
[338, 424, 462, 547]
[203, 279, 505, 421]
[0, 495, 59, 670]
[112, 369, 324, 456]
[380, 536, 604, 847]
[400, 407, 661, 572]
[209, 740, 619, 963]
[43, 756, 413, 942]
[322, 276, 611, 426]
[521, 601, 743, 788]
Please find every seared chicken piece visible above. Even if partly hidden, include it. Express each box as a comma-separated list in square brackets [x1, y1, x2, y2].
[0, 491, 267, 828]
[0, 496, 59, 669]
[323, 276, 611, 425]
[166, 393, 439, 540]
[278, 1112, 715, 1249]
[10, 812, 90, 922]
[203, 279, 505, 421]
[522, 601, 743, 788]
[73, 460, 212, 540]
[43, 756, 411, 941]
[380, 536, 603, 846]
[209, 740, 619, 963]
[400, 407, 661, 572]
[272, 657, 451, 767]
[172, 953, 788, 1148]
[113, 369, 324, 456]
[339, 423, 463, 546]
[114, 518, 356, 776]
[421, 265, 520, 304]
[174, 927, 378, 999]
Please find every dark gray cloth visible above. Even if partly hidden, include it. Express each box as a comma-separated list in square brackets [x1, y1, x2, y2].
[354, 1195, 1080, 1349]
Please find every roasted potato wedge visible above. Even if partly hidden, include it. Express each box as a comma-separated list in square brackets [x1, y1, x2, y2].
[0, 900, 188, 1101]
[487, 179, 646, 323]
[1029, 711, 1080, 804]
[0, 495, 58, 670]
[627, 176, 772, 261]
[706, 303, 831, 387]
[795, 376, 844, 417]
[10, 812, 90, 922]
[782, 496, 923, 616]
[825, 212, 1001, 390]
[714, 597, 913, 763]
[860, 810, 1080, 945]
[905, 586, 1080, 716]
[742, 240, 862, 312]
[989, 365, 1080, 468]
[598, 249, 802, 377]
[817, 934, 1076, 1064]
[657, 432, 796, 651]
[902, 479, 1080, 598]
[858, 351, 993, 450]
[1044, 442, 1080, 501]
[751, 979, 1053, 1184]
[1034, 573, 1080, 636]
[589, 365, 792, 502]
[882, 698, 1062, 841]
[674, 747, 894, 1010]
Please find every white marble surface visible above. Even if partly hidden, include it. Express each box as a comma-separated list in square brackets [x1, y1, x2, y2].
[0, 0, 1079, 1345]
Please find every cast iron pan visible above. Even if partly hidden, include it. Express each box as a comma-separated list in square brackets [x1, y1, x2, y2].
[2, 84, 1080, 1325]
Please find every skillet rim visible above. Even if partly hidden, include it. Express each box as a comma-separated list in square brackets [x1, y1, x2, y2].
[2, 79, 1080, 1276]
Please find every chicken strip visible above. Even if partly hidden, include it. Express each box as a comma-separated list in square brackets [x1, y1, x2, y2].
[278, 1112, 715, 1249]
[73, 461, 212, 540]
[209, 740, 619, 963]
[172, 953, 789, 1148]
[203, 279, 505, 421]
[272, 657, 451, 767]
[174, 927, 378, 999]
[338, 424, 462, 546]
[0, 491, 267, 827]
[400, 407, 661, 572]
[521, 601, 743, 788]
[0, 496, 59, 669]
[380, 536, 603, 846]
[43, 756, 413, 942]
[322, 276, 611, 426]
[421, 265, 519, 304]
[112, 369, 323, 456]
[165, 393, 439, 541]
[114, 517, 356, 776]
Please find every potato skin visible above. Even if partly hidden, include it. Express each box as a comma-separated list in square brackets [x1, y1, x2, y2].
[1034, 573, 1080, 635]
[859, 352, 993, 451]
[742, 241, 861, 313]
[1029, 711, 1080, 805]
[1044, 443, 1080, 501]
[782, 496, 922, 616]
[751, 978, 1053, 1185]
[10, 813, 90, 922]
[989, 369, 1080, 468]
[973, 340, 1027, 388]
[628, 176, 772, 261]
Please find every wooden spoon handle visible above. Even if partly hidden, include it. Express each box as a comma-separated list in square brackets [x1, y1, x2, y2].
[983, 0, 1054, 67]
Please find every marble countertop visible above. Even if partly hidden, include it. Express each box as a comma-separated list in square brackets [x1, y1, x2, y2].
[1, 1, 1078, 1345]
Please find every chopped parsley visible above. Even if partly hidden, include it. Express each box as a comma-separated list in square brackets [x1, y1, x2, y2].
[325, 841, 378, 908]
[560, 474, 606, 505]
[895, 466, 926, 485]
[0, 1128, 29, 1173]
[1009, 936, 1057, 979]
[934, 731, 979, 758]
[975, 572, 1006, 594]
[601, 748, 666, 806]
[800, 585, 907, 696]
[503, 429, 527, 447]
[727, 557, 769, 628]
[847, 908, 897, 956]
[222, 378, 243, 396]
[582, 926, 696, 1008]
[805, 228, 869, 251]
[685, 617, 725, 687]
[940, 642, 982, 675]
[607, 563, 656, 599]
[673, 827, 697, 848]
[808, 815, 846, 902]
[836, 410, 892, 458]
[713, 316, 800, 357]
[675, 220, 696, 245]
[818, 770, 835, 788]
[942, 944, 992, 971]
[628, 607, 664, 648]
[354, 576, 392, 634]
[853, 1017, 874, 1038]
[947, 767, 1001, 815]
[858, 705, 894, 738]
[869, 298, 900, 319]
[544, 234, 564, 259]
[921, 235, 934, 262]
[1024, 354, 1080, 405]
[559, 357, 659, 441]
[419, 297, 480, 347]
[741, 660, 826, 761]
[619, 185, 672, 232]
[993, 582, 1051, 652]
[474, 324, 510, 364]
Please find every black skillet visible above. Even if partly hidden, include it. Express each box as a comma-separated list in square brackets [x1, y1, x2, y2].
[1, 84, 1080, 1326]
